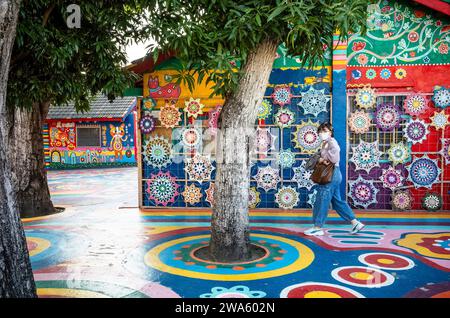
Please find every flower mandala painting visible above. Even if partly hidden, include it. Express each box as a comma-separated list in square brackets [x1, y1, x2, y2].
[142, 97, 157, 111]
[406, 155, 441, 189]
[374, 103, 402, 131]
[256, 127, 277, 155]
[350, 140, 381, 173]
[139, 115, 156, 134]
[184, 97, 205, 118]
[257, 99, 272, 120]
[146, 171, 179, 206]
[248, 187, 261, 209]
[180, 127, 202, 149]
[348, 176, 379, 209]
[440, 138, 450, 165]
[403, 94, 428, 117]
[431, 86, 450, 109]
[388, 142, 411, 166]
[348, 110, 372, 134]
[292, 119, 321, 154]
[159, 103, 182, 128]
[182, 184, 203, 205]
[271, 85, 292, 107]
[143, 135, 172, 169]
[292, 161, 314, 191]
[277, 149, 296, 169]
[430, 110, 449, 130]
[274, 108, 295, 128]
[254, 165, 280, 192]
[355, 85, 376, 109]
[208, 105, 222, 134]
[405, 119, 429, 144]
[379, 166, 404, 191]
[185, 154, 215, 184]
[205, 183, 215, 206]
[391, 190, 412, 211]
[421, 192, 443, 212]
[297, 86, 330, 116]
[275, 186, 299, 210]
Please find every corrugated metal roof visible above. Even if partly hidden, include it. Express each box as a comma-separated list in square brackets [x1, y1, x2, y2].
[48, 94, 136, 120]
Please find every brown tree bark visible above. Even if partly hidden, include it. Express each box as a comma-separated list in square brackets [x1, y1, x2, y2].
[14, 102, 56, 218]
[209, 39, 279, 262]
[0, 0, 37, 297]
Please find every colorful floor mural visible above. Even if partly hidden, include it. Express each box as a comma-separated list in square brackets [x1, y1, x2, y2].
[23, 168, 450, 298]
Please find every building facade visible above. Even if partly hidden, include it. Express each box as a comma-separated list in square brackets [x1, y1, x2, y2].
[45, 94, 138, 170]
[138, 0, 450, 211]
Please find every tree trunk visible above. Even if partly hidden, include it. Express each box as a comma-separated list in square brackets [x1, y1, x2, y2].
[14, 102, 56, 218]
[0, 0, 37, 297]
[209, 39, 278, 262]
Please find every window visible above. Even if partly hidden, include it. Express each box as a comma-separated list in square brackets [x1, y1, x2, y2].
[77, 126, 101, 147]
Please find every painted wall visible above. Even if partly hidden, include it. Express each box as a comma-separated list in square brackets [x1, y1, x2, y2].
[46, 111, 137, 170]
[139, 0, 450, 211]
[344, 0, 450, 210]
[140, 51, 333, 209]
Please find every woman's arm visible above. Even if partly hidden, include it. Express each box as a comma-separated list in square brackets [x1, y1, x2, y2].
[322, 139, 340, 164]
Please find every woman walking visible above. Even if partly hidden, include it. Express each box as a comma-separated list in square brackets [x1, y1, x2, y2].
[304, 122, 365, 236]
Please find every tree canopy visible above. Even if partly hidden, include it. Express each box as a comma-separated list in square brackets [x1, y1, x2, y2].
[145, 0, 370, 96]
[7, 0, 149, 111]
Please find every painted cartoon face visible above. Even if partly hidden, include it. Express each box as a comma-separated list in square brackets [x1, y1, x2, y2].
[148, 76, 159, 89]
[110, 124, 125, 137]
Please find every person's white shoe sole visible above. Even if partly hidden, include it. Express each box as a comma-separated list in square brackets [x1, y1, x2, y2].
[304, 230, 325, 236]
[350, 223, 365, 235]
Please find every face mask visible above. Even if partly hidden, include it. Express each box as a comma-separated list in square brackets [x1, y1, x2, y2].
[319, 132, 331, 141]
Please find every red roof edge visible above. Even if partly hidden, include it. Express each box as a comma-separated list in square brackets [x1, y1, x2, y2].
[413, 0, 450, 16]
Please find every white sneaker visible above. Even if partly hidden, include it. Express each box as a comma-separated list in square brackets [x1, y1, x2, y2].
[304, 228, 325, 236]
[350, 221, 365, 234]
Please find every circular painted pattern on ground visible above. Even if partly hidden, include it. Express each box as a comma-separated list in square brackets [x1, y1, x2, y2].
[404, 282, 450, 298]
[25, 230, 89, 270]
[358, 253, 415, 270]
[394, 232, 450, 260]
[35, 278, 180, 298]
[331, 266, 395, 288]
[200, 286, 266, 298]
[280, 282, 365, 298]
[144, 234, 314, 281]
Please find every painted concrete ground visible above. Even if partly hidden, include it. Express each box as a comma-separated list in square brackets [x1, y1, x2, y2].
[23, 167, 450, 298]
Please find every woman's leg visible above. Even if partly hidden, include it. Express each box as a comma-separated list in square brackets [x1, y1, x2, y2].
[329, 169, 356, 222]
[312, 184, 333, 228]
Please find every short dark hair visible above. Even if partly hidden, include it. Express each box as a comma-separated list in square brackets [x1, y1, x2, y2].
[317, 122, 334, 137]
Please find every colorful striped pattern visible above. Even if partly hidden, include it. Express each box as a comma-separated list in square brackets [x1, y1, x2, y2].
[332, 33, 347, 70]
[43, 123, 50, 168]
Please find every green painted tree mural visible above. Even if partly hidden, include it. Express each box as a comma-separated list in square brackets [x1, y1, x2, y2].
[348, 0, 450, 66]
